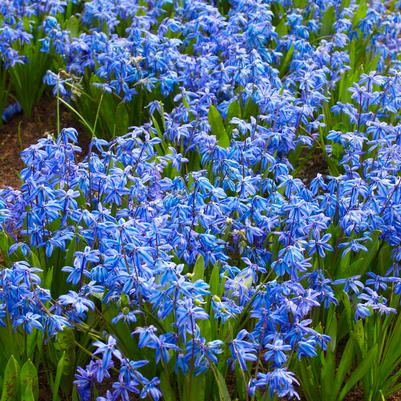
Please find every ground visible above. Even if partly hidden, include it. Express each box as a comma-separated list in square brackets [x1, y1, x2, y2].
[0, 97, 88, 188]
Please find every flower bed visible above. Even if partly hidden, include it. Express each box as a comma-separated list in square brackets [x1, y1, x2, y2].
[1, 1, 401, 400]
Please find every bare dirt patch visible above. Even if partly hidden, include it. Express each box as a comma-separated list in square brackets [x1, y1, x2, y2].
[0, 96, 89, 188]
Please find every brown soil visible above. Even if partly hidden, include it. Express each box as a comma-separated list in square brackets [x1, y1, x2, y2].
[388, 390, 401, 401]
[298, 147, 329, 185]
[342, 388, 401, 401]
[0, 96, 89, 188]
[343, 387, 364, 401]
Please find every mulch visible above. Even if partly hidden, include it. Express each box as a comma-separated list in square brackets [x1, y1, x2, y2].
[0, 96, 89, 188]
[343, 388, 401, 401]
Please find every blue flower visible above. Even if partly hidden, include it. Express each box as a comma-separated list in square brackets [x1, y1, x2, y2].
[229, 330, 257, 371]
[93, 336, 123, 369]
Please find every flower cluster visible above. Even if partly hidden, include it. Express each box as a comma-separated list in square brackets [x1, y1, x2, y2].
[1, 0, 401, 400]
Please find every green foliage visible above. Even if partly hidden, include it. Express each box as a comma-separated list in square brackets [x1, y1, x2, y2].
[210, 364, 231, 401]
[10, 44, 51, 118]
[1, 356, 20, 401]
[208, 105, 230, 148]
[293, 307, 377, 401]
[320, 6, 336, 37]
[292, 232, 401, 401]
[20, 360, 38, 401]
[51, 352, 65, 401]
[279, 45, 294, 77]
[358, 306, 401, 401]
[192, 254, 205, 282]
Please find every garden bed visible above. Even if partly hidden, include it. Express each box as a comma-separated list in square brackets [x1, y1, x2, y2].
[0, 98, 87, 188]
[1, 1, 401, 401]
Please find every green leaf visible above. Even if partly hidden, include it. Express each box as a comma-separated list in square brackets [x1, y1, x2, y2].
[294, 360, 320, 401]
[188, 151, 201, 173]
[52, 352, 66, 401]
[64, 239, 78, 267]
[20, 360, 38, 401]
[294, 0, 308, 6]
[0, 232, 9, 264]
[60, 97, 95, 137]
[9, 48, 50, 117]
[279, 45, 294, 77]
[25, 332, 39, 361]
[376, 313, 401, 393]
[208, 105, 230, 148]
[333, 338, 355, 397]
[320, 6, 336, 36]
[275, 18, 288, 37]
[326, 307, 338, 351]
[352, 0, 368, 27]
[209, 262, 221, 297]
[43, 268, 54, 292]
[234, 366, 247, 401]
[21, 387, 34, 401]
[226, 100, 241, 123]
[378, 243, 393, 276]
[341, 292, 353, 331]
[115, 103, 129, 137]
[66, 16, 80, 38]
[191, 374, 206, 401]
[352, 320, 366, 356]
[339, 345, 378, 401]
[151, 115, 164, 139]
[242, 99, 259, 120]
[326, 156, 340, 177]
[199, 318, 212, 341]
[192, 254, 205, 282]
[210, 364, 231, 401]
[55, 329, 76, 377]
[321, 349, 336, 401]
[336, 233, 380, 279]
[160, 371, 175, 401]
[98, 92, 119, 137]
[30, 252, 41, 269]
[71, 387, 79, 401]
[1, 355, 20, 401]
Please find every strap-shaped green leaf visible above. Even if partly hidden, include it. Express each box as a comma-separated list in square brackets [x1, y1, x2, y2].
[192, 254, 205, 282]
[52, 351, 66, 401]
[20, 360, 38, 401]
[1, 355, 20, 401]
[160, 371, 175, 401]
[339, 345, 378, 401]
[210, 363, 231, 401]
[208, 105, 230, 148]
